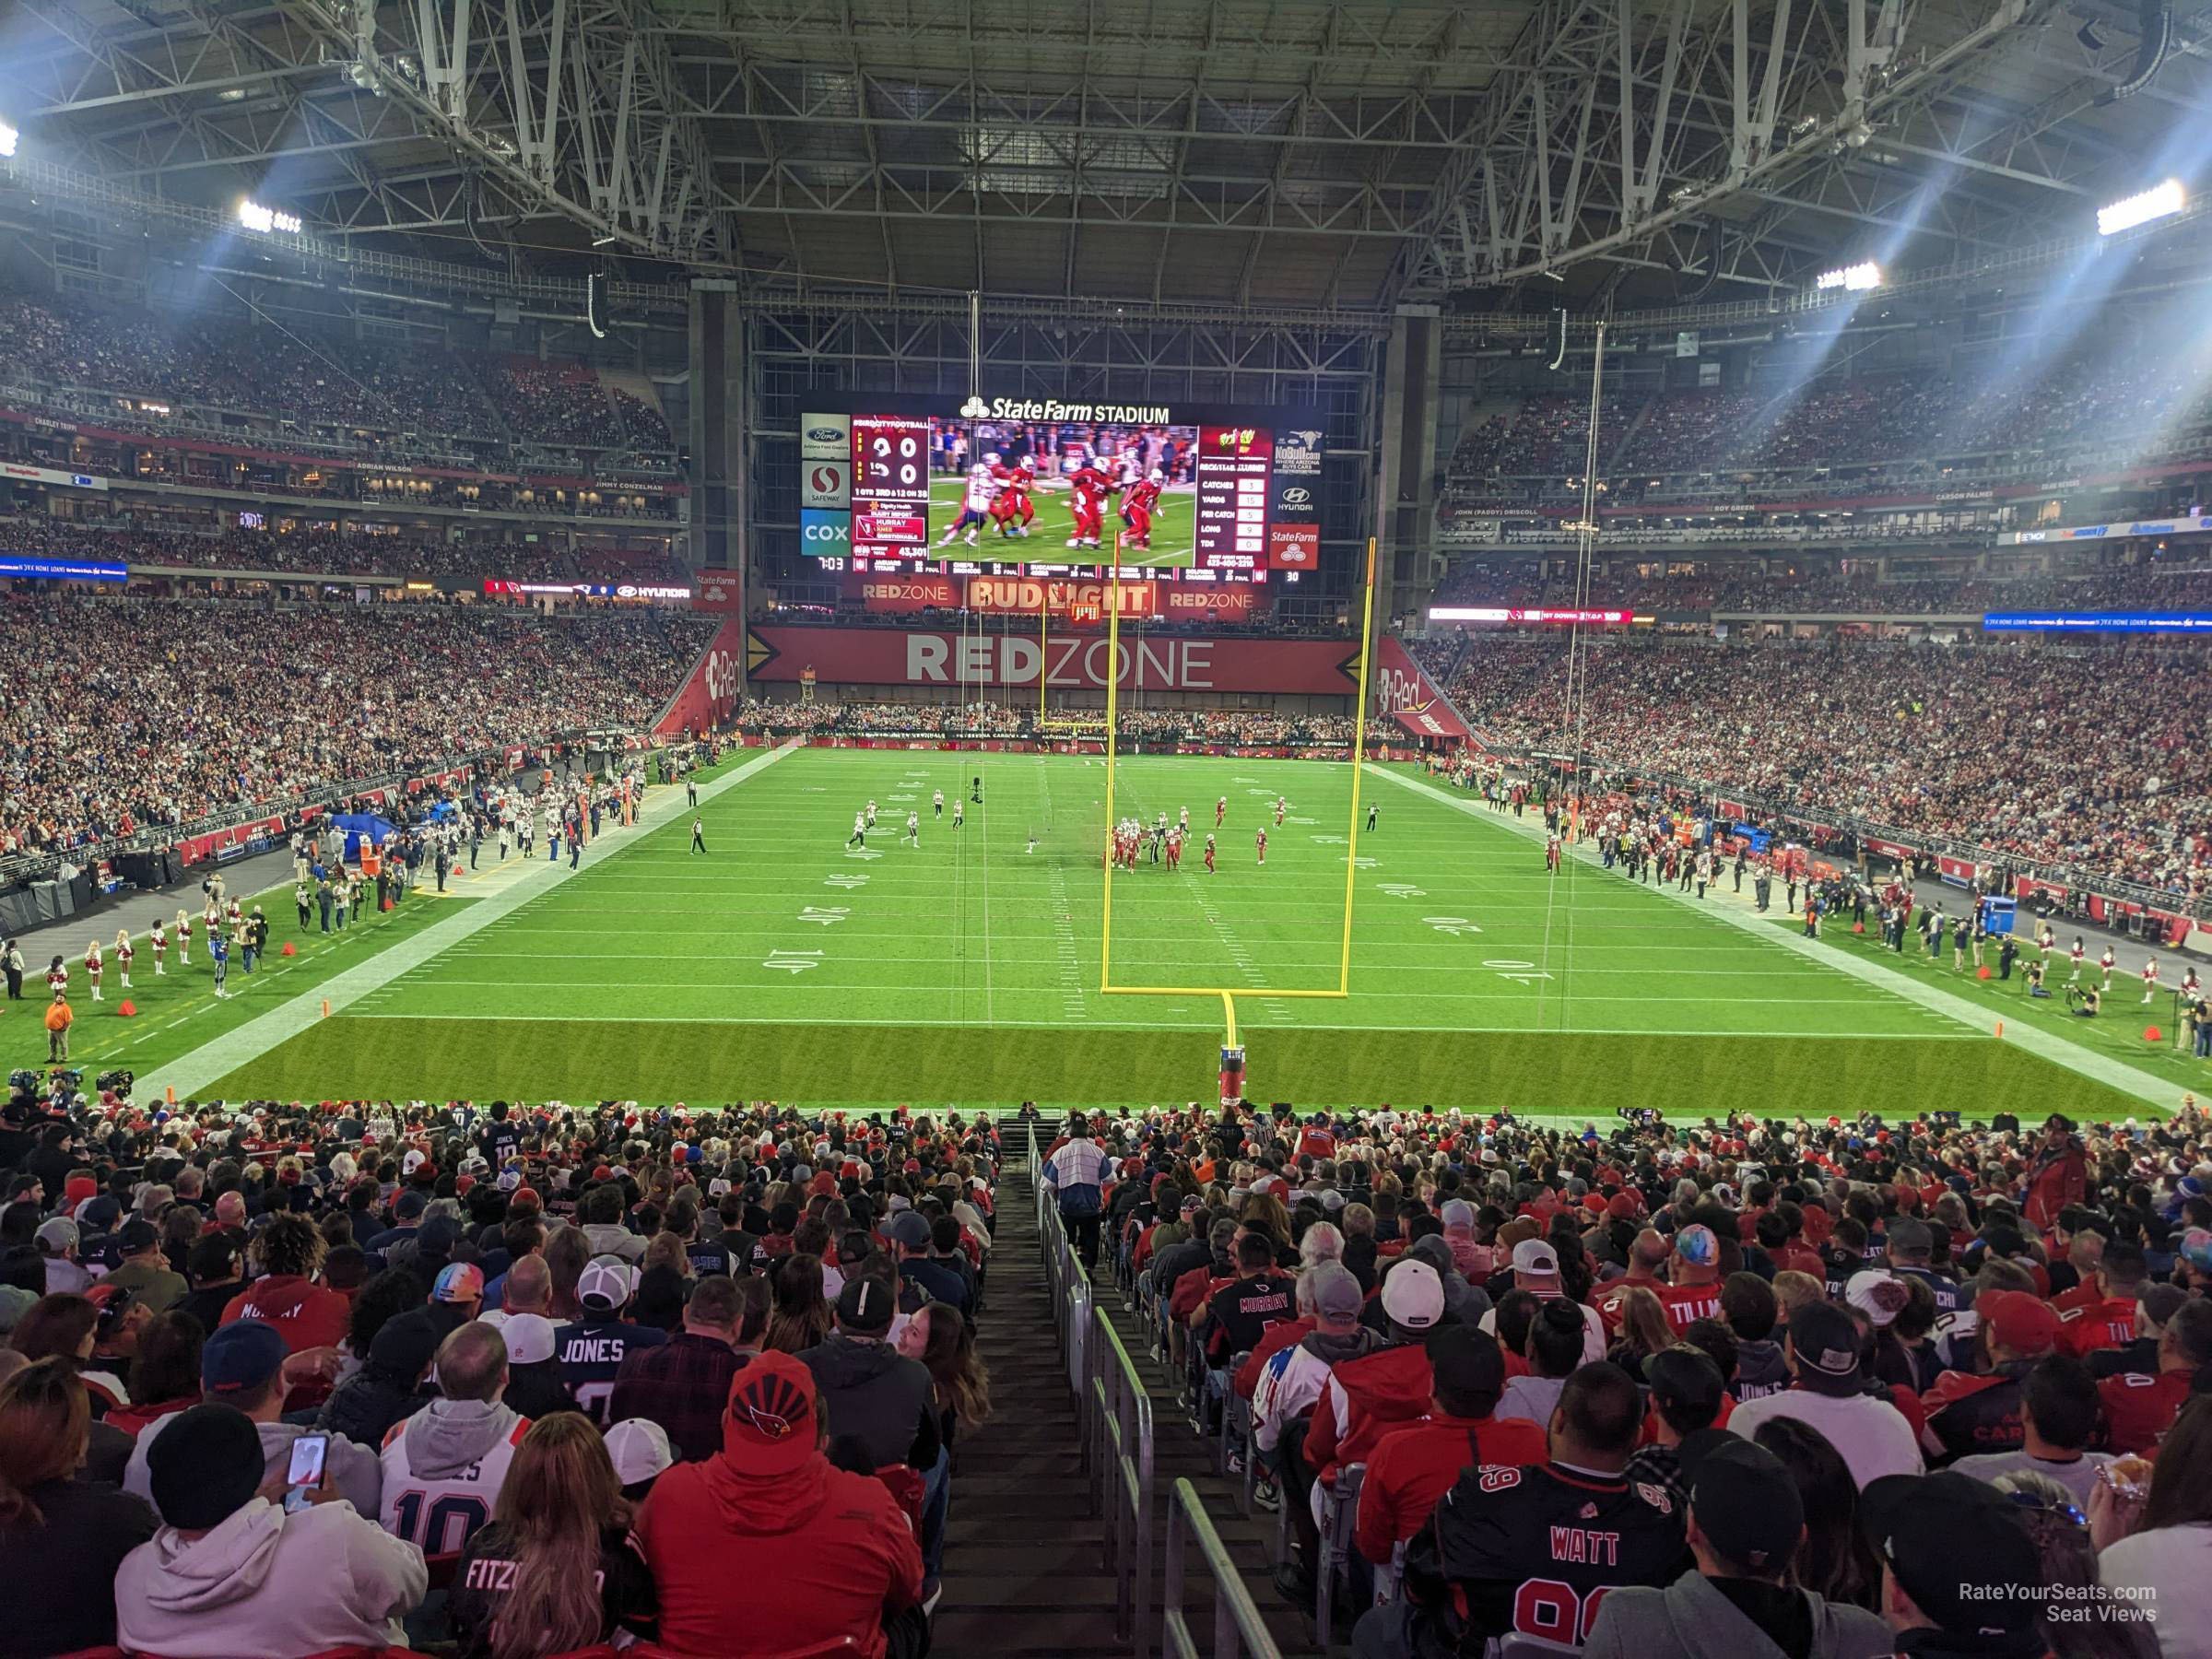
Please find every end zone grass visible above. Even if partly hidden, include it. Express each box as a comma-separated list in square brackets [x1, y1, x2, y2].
[185, 748, 2175, 1122]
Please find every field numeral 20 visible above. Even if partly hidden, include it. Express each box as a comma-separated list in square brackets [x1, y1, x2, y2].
[1423, 916, 1484, 936]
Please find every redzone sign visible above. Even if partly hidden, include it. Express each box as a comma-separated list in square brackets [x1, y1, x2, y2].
[747, 625, 1357, 696]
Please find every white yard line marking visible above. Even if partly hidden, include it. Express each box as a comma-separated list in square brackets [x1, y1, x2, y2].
[1369, 764, 2188, 1112]
[135, 745, 799, 1099]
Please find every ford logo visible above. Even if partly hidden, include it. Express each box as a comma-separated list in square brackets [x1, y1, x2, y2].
[1281, 488, 1311, 506]
[806, 426, 843, 443]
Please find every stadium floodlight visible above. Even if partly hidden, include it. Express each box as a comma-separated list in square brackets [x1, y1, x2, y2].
[237, 198, 300, 235]
[0, 122, 17, 159]
[2098, 180, 2185, 237]
[1815, 261, 1882, 292]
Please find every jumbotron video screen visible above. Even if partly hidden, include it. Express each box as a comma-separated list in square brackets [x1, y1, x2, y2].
[798, 395, 1324, 574]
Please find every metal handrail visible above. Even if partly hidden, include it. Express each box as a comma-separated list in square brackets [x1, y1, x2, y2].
[1163, 1477, 1286, 1659]
[1089, 1307, 1156, 1659]
[1031, 1122, 1154, 1657]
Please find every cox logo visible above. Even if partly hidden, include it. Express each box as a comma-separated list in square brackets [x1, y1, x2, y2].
[806, 426, 843, 444]
[1280, 487, 1312, 506]
[804, 521, 847, 543]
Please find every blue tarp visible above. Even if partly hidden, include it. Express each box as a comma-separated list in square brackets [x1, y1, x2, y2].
[329, 812, 397, 865]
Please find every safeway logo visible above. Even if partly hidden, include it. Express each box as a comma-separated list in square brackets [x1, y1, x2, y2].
[809, 465, 841, 494]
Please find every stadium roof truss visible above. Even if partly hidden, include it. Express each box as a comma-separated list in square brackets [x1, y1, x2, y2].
[6, 0, 2210, 313]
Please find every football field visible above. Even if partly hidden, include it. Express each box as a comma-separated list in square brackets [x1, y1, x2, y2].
[924, 473, 1195, 567]
[102, 747, 2201, 1123]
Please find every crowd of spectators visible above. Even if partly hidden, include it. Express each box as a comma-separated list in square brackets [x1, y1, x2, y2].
[0, 1090, 996, 1657]
[1433, 632, 2212, 894]
[0, 595, 716, 863]
[0, 518, 689, 586]
[492, 362, 631, 450]
[0, 292, 676, 460]
[1427, 558, 2212, 618]
[1085, 1094, 2212, 1658]
[728, 698, 1360, 746]
[1442, 335, 2212, 512]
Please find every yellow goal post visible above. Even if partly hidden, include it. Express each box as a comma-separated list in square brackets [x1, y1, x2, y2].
[1095, 536, 1380, 1033]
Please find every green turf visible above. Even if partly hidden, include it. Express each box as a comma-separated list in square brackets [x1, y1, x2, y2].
[924, 473, 1194, 567]
[46, 877, 474, 1079]
[191, 748, 2179, 1120]
[1758, 902, 2212, 1092]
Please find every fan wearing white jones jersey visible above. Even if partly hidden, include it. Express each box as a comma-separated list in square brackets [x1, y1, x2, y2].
[379, 1322, 529, 1557]
[554, 1258, 668, 1425]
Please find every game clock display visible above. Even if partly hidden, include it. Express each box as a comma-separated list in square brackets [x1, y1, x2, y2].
[806, 398, 1325, 571]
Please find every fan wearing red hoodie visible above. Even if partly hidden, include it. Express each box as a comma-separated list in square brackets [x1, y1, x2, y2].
[1302, 1258, 1447, 1493]
[1356, 1325, 1547, 1565]
[218, 1214, 349, 1356]
[636, 1350, 924, 1659]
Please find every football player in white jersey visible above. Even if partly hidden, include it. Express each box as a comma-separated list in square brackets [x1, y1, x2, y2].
[936, 452, 1000, 547]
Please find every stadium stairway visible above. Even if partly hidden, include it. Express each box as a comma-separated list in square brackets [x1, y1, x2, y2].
[942, 1167, 1310, 1657]
[933, 1169, 1131, 1657]
[1090, 1265, 1312, 1656]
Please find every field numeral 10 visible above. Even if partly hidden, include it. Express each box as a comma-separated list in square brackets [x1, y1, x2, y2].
[1483, 957, 1556, 983]
[1423, 916, 1483, 935]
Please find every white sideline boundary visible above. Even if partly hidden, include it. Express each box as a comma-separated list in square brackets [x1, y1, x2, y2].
[1368, 763, 2188, 1113]
[136, 742, 798, 1100]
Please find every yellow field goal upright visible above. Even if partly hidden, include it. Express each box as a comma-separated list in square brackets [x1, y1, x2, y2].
[1096, 536, 1381, 1057]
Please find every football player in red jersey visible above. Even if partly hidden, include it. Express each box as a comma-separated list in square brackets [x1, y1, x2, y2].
[1065, 455, 1113, 549]
[1254, 827, 1267, 866]
[991, 453, 1037, 538]
[1121, 466, 1165, 551]
[1204, 833, 1217, 875]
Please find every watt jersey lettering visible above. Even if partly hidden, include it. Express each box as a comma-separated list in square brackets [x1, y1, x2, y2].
[379, 1417, 530, 1555]
[1413, 1462, 1684, 1647]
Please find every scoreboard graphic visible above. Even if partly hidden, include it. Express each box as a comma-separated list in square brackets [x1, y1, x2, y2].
[800, 395, 1326, 576]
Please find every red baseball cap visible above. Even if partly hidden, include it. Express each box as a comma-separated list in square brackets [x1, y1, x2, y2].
[1982, 1290, 2061, 1357]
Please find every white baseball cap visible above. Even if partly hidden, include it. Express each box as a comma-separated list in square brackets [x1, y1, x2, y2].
[500, 1312, 556, 1366]
[578, 1259, 639, 1312]
[603, 1417, 674, 1487]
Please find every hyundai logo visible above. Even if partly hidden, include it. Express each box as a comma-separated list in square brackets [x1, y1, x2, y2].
[1280, 488, 1312, 506]
[806, 426, 843, 443]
